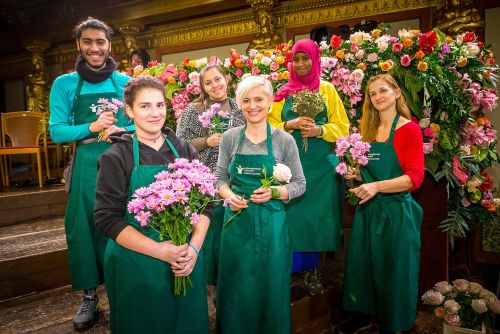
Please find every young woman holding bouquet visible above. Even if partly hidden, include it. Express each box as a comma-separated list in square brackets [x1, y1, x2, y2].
[215, 76, 306, 334]
[338, 74, 424, 334]
[95, 76, 211, 334]
[268, 38, 350, 294]
[177, 64, 245, 285]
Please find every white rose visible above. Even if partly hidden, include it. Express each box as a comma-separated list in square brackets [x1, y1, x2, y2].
[466, 43, 480, 56]
[260, 56, 272, 66]
[471, 299, 488, 314]
[453, 279, 470, 292]
[469, 282, 483, 294]
[422, 289, 445, 305]
[434, 281, 452, 294]
[460, 145, 471, 156]
[444, 299, 461, 314]
[273, 163, 292, 183]
[419, 118, 431, 129]
[349, 69, 365, 83]
[487, 297, 500, 314]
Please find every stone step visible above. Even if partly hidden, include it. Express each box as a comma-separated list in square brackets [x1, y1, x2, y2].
[0, 187, 67, 227]
[0, 216, 70, 301]
[0, 286, 110, 334]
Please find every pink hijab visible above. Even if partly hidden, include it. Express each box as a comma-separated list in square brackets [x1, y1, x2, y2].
[274, 39, 321, 102]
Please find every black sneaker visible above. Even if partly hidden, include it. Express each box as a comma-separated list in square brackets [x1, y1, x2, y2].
[304, 270, 323, 295]
[73, 296, 99, 331]
[337, 316, 372, 334]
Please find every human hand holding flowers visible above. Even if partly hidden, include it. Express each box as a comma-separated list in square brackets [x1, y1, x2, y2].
[93, 98, 124, 142]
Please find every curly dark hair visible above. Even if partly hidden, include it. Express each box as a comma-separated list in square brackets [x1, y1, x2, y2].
[129, 49, 151, 66]
[73, 17, 114, 41]
[123, 76, 166, 106]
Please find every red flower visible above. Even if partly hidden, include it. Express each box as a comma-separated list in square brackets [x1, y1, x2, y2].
[479, 171, 494, 192]
[463, 32, 476, 43]
[452, 155, 468, 186]
[418, 31, 438, 55]
[477, 41, 484, 49]
[330, 35, 342, 49]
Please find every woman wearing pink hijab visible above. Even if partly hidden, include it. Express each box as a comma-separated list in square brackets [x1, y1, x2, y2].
[268, 39, 349, 294]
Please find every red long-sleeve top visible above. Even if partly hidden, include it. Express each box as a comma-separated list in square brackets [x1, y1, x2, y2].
[389, 121, 425, 192]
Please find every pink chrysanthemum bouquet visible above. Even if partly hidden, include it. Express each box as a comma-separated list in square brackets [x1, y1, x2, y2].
[198, 103, 231, 133]
[127, 158, 217, 296]
[334, 133, 371, 205]
[95, 98, 124, 142]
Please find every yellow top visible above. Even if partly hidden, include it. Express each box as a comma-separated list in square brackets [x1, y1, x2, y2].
[268, 80, 350, 143]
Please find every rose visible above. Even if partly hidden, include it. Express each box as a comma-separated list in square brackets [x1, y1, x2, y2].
[463, 31, 476, 43]
[400, 54, 411, 67]
[487, 297, 500, 314]
[466, 43, 480, 57]
[418, 31, 438, 55]
[417, 61, 428, 71]
[479, 289, 496, 300]
[471, 299, 488, 314]
[444, 314, 461, 327]
[349, 69, 365, 83]
[469, 282, 483, 295]
[422, 289, 445, 305]
[415, 50, 425, 60]
[434, 281, 452, 294]
[423, 143, 434, 154]
[444, 300, 461, 314]
[330, 35, 342, 49]
[273, 163, 292, 183]
[392, 42, 403, 53]
[453, 278, 470, 292]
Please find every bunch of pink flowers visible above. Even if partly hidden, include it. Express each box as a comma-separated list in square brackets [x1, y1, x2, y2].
[334, 133, 371, 176]
[96, 98, 124, 115]
[198, 103, 230, 133]
[127, 158, 217, 295]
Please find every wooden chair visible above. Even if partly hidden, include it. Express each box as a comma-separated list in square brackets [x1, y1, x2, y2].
[0, 111, 49, 189]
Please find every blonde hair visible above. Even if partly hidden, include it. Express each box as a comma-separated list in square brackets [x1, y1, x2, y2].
[359, 74, 411, 142]
[235, 75, 273, 107]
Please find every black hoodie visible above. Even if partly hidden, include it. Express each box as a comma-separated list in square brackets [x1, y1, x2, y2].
[95, 127, 213, 240]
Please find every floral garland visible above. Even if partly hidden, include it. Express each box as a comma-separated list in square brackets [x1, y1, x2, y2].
[130, 27, 499, 246]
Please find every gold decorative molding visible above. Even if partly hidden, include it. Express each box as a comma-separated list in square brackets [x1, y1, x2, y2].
[275, 0, 442, 28]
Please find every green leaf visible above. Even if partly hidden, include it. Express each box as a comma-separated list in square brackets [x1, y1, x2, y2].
[425, 155, 441, 175]
[476, 149, 489, 161]
[165, 83, 180, 100]
[438, 128, 458, 150]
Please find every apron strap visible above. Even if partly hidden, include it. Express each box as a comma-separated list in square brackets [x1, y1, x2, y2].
[132, 133, 181, 167]
[235, 123, 274, 159]
[388, 114, 400, 143]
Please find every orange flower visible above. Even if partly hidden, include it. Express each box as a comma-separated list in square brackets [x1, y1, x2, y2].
[445, 36, 453, 44]
[335, 50, 345, 59]
[283, 71, 290, 79]
[403, 39, 413, 48]
[470, 146, 479, 155]
[415, 51, 425, 59]
[434, 307, 445, 318]
[486, 204, 497, 212]
[483, 70, 491, 81]
[430, 123, 440, 132]
[379, 61, 392, 71]
[234, 59, 243, 67]
[254, 53, 263, 62]
[371, 29, 381, 38]
[277, 72, 284, 80]
[417, 61, 428, 71]
[275, 55, 285, 64]
[167, 76, 176, 84]
[356, 63, 367, 71]
[476, 117, 485, 125]
[457, 56, 468, 67]
[263, 50, 272, 58]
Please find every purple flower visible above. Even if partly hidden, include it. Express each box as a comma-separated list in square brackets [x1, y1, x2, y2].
[335, 162, 348, 175]
[135, 211, 151, 227]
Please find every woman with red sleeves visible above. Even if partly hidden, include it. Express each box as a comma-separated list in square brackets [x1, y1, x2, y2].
[339, 74, 424, 334]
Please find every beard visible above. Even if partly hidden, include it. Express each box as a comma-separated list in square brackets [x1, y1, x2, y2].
[79, 47, 110, 71]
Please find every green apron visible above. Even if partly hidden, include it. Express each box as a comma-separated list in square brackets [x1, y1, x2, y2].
[65, 76, 128, 290]
[281, 96, 343, 251]
[342, 115, 423, 332]
[104, 134, 209, 334]
[216, 124, 291, 334]
[203, 101, 233, 285]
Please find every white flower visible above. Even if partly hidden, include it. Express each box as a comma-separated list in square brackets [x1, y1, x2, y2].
[453, 279, 470, 292]
[319, 41, 329, 50]
[273, 163, 292, 183]
[456, 33, 464, 45]
[355, 49, 365, 59]
[469, 282, 483, 294]
[349, 69, 365, 83]
[444, 299, 461, 314]
[471, 299, 488, 314]
[260, 56, 272, 66]
[466, 43, 480, 56]
[195, 57, 207, 68]
[460, 145, 471, 156]
[398, 29, 414, 40]
[434, 281, 452, 294]
[422, 289, 445, 305]
[419, 118, 431, 129]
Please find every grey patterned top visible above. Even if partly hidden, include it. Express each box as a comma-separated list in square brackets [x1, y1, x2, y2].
[176, 98, 246, 171]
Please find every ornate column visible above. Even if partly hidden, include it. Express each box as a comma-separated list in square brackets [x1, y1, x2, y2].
[117, 24, 141, 71]
[433, 0, 485, 36]
[246, 0, 283, 52]
[24, 41, 50, 113]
